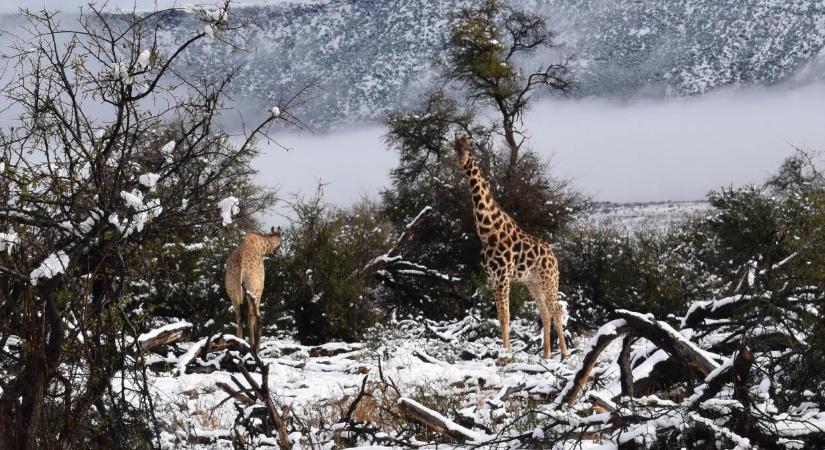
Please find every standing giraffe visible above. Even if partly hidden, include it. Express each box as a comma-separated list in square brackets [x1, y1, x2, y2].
[453, 136, 569, 359]
[224, 227, 282, 351]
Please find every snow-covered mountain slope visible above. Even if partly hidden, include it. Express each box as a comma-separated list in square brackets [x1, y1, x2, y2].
[147, 0, 825, 128]
[548, 0, 825, 96]
[154, 0, 467, 129]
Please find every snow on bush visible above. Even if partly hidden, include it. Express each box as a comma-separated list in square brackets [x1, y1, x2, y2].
[30, 250, 70, 285]
[0, 231, 18, 254]
[160, 140, 176, 159]
[137, 49, 152, 69]
[218, 196, 240, 226]
[121, 190, 144, 210]
[110, 61, 132, 84]
[139, 173, 160, 189]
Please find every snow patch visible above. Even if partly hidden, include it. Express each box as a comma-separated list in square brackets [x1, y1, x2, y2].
[0, 232, 18, 254]
[30, 250, 70, 285]
[139, 173, 161, 189]
[218, 196, 240, 226]
[138, 321, 192, 345]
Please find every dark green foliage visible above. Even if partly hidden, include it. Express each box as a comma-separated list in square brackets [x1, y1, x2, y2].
[558, 151, 824, 333]
[264, 190, 393, 344]
[136, 232, 237, 335]
[556, 225, 710, 328]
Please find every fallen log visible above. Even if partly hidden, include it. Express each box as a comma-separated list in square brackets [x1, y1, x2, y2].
[139, 321, 192, 351]
[681, 295, 752, 329]
[397, 397, 486, 443]
[308, 342, 365, 358]
[616, 310, 718, 378]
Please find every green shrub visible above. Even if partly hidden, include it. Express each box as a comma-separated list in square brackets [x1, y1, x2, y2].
[556, 224, 706, 328]
[264, 191, 393, 344]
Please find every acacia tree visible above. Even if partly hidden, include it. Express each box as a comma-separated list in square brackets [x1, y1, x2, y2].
[0, 3, 303, 448]
[380, 1, 582, 317]
[444, 0, 571, 174]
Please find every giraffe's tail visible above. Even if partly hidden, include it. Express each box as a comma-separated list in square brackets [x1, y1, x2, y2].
[240, 270, 261, 349]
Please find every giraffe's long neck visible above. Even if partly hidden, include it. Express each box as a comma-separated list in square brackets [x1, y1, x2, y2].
[244, 234, 279, 256]
[462, 155, 506, 241]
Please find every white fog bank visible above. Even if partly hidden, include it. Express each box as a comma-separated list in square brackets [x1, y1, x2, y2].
[256, 83, 825, 224]
[529, 84, 825, 203]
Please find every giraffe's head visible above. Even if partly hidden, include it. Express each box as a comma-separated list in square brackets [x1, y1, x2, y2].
[246, 226, 282, 254]
[453, 135, 472, 167]
[262, 226, 283, 253]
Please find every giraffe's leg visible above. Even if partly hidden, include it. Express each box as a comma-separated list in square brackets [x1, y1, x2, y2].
[527, 278, 553, 359]
[233, 301, 243, 339]
[546, 278, 570, 359]
[553, 303, 570, 358]
[492, 278, 512, 354]
[540, 263, 571, 359]
[254, 298, 263, 350]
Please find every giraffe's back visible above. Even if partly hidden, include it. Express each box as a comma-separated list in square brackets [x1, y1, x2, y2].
[225, 244, 266, 304]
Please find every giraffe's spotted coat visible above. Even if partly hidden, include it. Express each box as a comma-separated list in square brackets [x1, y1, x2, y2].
[454, 136, 570, 359]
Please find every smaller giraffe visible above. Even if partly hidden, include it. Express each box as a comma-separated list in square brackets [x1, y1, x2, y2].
[454, 135, 569, 359]
[224, 227, 282, 351]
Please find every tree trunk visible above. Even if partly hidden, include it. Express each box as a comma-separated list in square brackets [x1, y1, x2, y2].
[503, 116, 519, 174]
[0, 285, 52, 450]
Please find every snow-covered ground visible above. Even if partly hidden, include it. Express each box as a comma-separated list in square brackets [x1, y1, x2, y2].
[148, 315, 604, 449]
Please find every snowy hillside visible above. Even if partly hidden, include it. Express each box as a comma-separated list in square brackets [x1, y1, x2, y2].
[143, 0, 825, 127]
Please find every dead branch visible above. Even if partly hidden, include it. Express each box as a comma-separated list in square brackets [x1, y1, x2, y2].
[363, 206, 432, 275]
[553, 319, 631, 407]
[343, 375, 370, 427]
[216, 381, 255, 406]
[618, 335, 635, 398]
[397, 397, 485, 442]
[555, 310, 720, 407]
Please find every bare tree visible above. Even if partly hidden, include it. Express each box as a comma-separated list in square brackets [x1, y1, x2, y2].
[0, 2, 307, 448]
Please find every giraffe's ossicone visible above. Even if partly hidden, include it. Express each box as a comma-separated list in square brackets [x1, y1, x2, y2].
[454, 135, 570, 359]
[224, 227, 282, 351]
